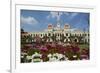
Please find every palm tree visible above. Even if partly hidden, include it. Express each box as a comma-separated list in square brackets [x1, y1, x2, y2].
[21, 28, 24, 33]
[21, 28, 28, 44]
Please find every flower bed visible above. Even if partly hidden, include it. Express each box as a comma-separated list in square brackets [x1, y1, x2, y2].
[21, 42, 89, 63]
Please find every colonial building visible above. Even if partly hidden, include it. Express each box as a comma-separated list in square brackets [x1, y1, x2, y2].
[27, 23, 89, 43]
[22, 12, 89, 44]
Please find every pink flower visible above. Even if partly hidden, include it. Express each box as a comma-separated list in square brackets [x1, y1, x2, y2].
[71, 46, 80, 53]
[40, 46, 48, 51]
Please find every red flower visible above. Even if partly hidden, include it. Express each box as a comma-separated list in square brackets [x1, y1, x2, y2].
[71, 46, 80, 53]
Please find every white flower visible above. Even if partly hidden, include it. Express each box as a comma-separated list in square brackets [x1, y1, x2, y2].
[27, 56, 32, 60]
[47, 53, 69, 61]
[32, 52, 42, 58]
[73, 55, 77, 58]
[32, 52, 42, 62]
[58, 54, 63, 59]
[21, 55, 24, 58]
[48, 54, 52, 58]
[48, 53, 59, 61]
[65, 57, 69, 61]
[32, 58, 43, 62]
[49, 57, 58, 62]
[21, 52, 27, 56]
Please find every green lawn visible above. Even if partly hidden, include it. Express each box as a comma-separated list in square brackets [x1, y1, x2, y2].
[79, 44, 89, 49]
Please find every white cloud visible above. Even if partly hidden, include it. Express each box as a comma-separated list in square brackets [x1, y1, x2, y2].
[47, 15, 50, 19]
[64, 12, 78, 19]
[47, 12, 63, 20]
[70, 13, 78, 19]
[47, 12, 78, 22]
[21, 16, 38, 25]
[50, 12, 58, 18]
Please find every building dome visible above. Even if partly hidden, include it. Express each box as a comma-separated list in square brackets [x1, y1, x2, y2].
[48, 24, 53, 29]
[64, 24, 70, 29]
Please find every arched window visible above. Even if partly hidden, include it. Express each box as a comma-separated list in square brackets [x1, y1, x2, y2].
[88, 34, 89, 36]
[80, 34, 81, 36]
[58, 33, 59, 36]
[66, 33, 68, 36]
[41, 34, 42, 37]
[48, 33, 51, 36]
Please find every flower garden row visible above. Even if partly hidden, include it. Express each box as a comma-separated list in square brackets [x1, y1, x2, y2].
[21, 42, 89, 63]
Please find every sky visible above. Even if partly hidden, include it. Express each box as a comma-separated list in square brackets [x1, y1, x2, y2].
[20, 9, 90, 32]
